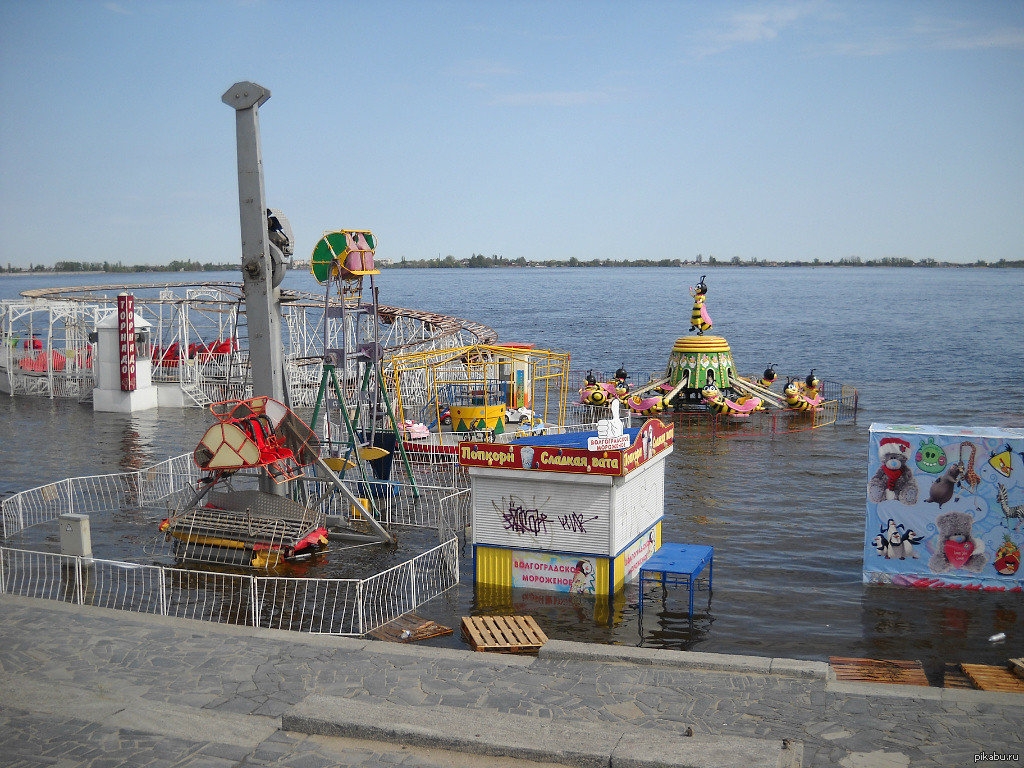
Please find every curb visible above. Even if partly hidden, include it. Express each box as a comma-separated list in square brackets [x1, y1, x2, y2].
[538, 639, 830, 680]
[5, 595, 1020, 707]
[283, 695, 803, 768]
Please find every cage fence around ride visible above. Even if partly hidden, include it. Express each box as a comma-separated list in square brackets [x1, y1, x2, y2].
[1, 455, 466, 636]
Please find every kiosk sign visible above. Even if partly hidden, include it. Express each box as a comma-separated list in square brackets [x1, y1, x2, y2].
[459, 419, 673, 477]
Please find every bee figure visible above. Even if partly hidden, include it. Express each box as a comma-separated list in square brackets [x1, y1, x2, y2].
[689, 276, 712, 335]
[758, 363, 777, 388]
[784, 378, 815, 411]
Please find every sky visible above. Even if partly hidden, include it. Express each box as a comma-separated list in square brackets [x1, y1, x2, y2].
[1, 1, 1022, 268]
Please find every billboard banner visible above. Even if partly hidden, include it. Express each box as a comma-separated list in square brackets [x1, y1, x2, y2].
[865, 423, 1024, 590]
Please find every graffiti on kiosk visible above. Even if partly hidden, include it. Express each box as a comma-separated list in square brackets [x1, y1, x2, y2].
[558, 511, 599, 535]
[495, 495, 552, 537]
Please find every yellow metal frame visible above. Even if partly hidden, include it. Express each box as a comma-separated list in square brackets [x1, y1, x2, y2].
[389, 344, 570, 446]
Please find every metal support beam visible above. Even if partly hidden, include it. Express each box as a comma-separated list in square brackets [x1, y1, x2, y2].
[221, 81, 285, 404]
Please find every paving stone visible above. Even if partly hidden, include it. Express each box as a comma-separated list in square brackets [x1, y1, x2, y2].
[2, 595, 1023, 768]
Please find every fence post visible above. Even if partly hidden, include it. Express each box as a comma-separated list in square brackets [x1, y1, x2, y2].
[74, 555, 85, 605]
[408, 559, 418, 609]
[250, 575, 261, 629]
[449, 538, 460, 584]
[357, 581, 365, 635]
[0, 547, 5, 594]
[158, 566, 169, 616]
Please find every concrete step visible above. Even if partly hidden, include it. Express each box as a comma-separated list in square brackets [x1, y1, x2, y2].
[283, 695, 802, 768]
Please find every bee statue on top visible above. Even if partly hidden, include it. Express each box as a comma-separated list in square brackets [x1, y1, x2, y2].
[689, 275, 712, 335]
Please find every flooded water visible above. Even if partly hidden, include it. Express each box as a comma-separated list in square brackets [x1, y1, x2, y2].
[2, 265, 1023, 679]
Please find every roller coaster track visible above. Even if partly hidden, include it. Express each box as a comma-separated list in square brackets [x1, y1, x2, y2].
[19, 282, 496, 352]
[8, 282, 497, 405]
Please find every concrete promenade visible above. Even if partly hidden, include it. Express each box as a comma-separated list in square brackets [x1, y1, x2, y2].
[0, 594, 1020, 768]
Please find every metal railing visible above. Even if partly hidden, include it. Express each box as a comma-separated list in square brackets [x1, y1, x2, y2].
[0, 540, 459, 635]
[1, 454, 198, 537]
[0, 455, 463, 636]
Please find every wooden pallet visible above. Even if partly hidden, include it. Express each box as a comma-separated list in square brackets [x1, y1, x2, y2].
[1010, 658, 1024, 681]
[461, 615, 548, 654]
[829, 657, 930, 687]
[366, 614, 453, 644]
[942, 663, 974, 689]
[960, 663, 1024, 693]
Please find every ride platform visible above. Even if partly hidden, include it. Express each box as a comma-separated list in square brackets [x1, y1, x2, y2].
[160, 490, 326, 568]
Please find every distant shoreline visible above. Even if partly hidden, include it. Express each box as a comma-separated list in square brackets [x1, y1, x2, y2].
[3, 260, 1022, 275]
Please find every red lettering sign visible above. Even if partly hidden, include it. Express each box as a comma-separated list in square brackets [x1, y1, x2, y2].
[459, 419, 673, 476]
[118, 294, 136, 391]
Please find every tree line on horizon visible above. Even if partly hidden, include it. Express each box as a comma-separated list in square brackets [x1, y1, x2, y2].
[1, 259, 239, 274]
[2, 254, 1022, 274]
[384, 254, 1023, 269]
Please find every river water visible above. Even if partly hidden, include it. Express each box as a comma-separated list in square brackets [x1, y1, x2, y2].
[2, 265, 1023, 679]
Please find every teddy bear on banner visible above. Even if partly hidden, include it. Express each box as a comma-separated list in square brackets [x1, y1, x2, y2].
[929, 510, 988, 574]
[868, 437, 920, 506]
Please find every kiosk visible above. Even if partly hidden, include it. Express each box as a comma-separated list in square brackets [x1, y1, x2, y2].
[461, 418, 673, 596]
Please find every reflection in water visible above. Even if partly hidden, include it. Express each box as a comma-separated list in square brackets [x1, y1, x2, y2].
[861, 586, 1023, 680]
[119, 423, 146, 472]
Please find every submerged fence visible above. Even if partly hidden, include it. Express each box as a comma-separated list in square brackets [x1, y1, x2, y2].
[1, 454, 199, 538]
[670, 381, 858, 440]
[0, 538, 459, 636]
[0, 455, 463, 636]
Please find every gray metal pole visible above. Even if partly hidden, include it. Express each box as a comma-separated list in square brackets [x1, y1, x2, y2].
[221, 81, 285, 404]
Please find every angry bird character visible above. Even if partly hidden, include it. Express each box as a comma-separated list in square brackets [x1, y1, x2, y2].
[988, 444, 1014, 478]
[915, 438, 947, 474]
[929, 510, 987, 574]
[994, 534, 1021, 575]
[868, 437, 919, 506]
[924, 463, 962, 509]
[757, 363, 777, 388]
[688, 276, 712, 335]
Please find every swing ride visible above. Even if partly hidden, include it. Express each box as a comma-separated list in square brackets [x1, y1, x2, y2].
[573, 276, 858, 435]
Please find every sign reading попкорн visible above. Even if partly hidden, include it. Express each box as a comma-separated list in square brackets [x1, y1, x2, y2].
[459, 418, 673, 477]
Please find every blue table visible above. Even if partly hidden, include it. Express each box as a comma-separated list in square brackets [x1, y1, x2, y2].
[638, 543, 714, 617]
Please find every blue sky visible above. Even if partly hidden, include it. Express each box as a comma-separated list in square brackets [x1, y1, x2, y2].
[1, 1, 1022, 268]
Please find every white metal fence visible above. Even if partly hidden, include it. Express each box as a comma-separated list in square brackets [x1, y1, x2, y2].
[0, 455, 463, 636]
[0, 540, 459, 635]
[1, 454, 199, 537]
